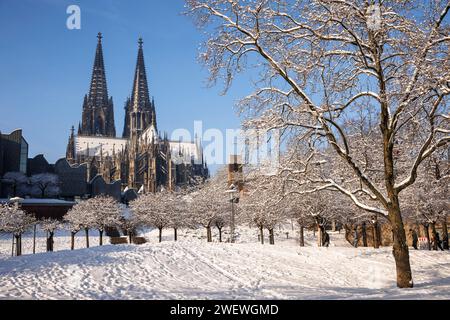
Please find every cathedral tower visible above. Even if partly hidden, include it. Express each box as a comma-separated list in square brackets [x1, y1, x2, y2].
[122, 38, 156, 139]
[66, 126, 76, 164]
[65, 33, 208, 192]
[79, 33, 116, 137]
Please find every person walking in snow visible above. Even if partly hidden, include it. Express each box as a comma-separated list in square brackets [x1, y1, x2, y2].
[410, 229, 418, 250]
[434, 232, 444, 251]
[322, 231, 330, 247]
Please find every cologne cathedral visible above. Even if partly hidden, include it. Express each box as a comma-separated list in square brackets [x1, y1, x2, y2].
[66, 33, 209, 192]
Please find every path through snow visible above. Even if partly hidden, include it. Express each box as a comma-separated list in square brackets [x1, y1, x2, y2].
[1, 229, 450, 299]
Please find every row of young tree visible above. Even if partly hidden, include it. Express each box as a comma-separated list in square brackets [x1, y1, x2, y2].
[237, 161, 449, 250]
[1, 172, 60, 198]
[0, 197, 120, 256]
[0, 179, 235, 257]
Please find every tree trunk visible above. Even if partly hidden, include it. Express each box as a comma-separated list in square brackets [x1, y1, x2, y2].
[442, 217, 449, 250]
[33, 224, 37, 254]
[389, 203, 413, 288]
[48, 232, 54, 252]
[362, 222, 368, 247]
[71, 232, 76, 250]
[129, 232, 133, 244]
[299, 226, 305, 247]
[99, 230, 103, 246]
[430, 222, 438, 251]
[85, 228, 89, 248]
[332, 220, 336, 232]
[269, 228, 275, 245]
[159, 228, 163, 243]
[423, 224, 431, 250]
[372, 221, 380, 249]
[15, 235, 21, 256]
[317, 225, 323, 247]
[174, 228, 178, 242]
[259, 226, 264, 245]
[218, 228, 222, 242]
[206, 226, 212, 242]
[11, 234, 14, 257]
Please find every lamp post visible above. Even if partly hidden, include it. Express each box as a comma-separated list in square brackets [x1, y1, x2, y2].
[225, 184, 239, 243]
[371, 216, 379, 249]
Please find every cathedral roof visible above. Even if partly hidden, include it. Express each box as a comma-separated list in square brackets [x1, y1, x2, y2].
[75, 135, 128, 158]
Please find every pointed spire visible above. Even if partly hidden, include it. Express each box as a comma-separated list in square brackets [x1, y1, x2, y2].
[151, 108, 157, 129]
[89, 32, 109, 105]
[131, 37, 151, 113]
[80, 33, 116, 137]
[124, 37, 154, 138]
[66, 126, 76, 163]
[122, 97, 132, 138]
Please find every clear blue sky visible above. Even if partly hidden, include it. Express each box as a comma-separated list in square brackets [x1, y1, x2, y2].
[0, 0, 250, 172]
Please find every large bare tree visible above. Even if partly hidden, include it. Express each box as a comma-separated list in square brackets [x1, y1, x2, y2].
[186, 0, 450, 288]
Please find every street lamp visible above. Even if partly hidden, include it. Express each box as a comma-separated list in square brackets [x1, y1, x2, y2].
[225, 184, 239, 243]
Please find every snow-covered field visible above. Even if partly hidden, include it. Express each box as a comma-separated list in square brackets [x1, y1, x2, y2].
[0, 226, 449, 300]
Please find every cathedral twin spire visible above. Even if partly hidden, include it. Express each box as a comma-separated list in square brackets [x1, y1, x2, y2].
[79, 33, 116, 137]
[79, 33, 155, 139]
[123, 37, 156, 138]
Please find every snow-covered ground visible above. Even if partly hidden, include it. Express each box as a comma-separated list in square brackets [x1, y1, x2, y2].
[0, 225, 449, 300]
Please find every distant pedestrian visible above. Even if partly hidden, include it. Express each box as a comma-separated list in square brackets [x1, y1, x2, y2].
[435, 232, 444, 251]
[410, 229, 418, 250]
[323, 231, 330, 247]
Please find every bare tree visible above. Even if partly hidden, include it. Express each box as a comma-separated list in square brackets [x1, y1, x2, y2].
[189, 169, 229, 242]
[65, 205, 86, 250]
[65, 199, 96, 249]
[168, 194, 188, 242]
[0, 203, 35, 256]
[240, 168, 286, 245]
[89, 196, 121, 246]
[214, 214, 228, 243]
[30, 174, 60, 198]
[2, 172, 28, 197]
[121, 205, 146, 244]
[130, 192, 174, 243]
[186, 0, 450, 288]
[41, 218, 60, 252]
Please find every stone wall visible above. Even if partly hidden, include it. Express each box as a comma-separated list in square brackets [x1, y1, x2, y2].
[89, 175, 121, 201]
[54, 158, 88, 199]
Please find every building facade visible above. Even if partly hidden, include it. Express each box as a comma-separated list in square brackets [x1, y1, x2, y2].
[67, 33, 209, 192]
[0, 129, 29, 176]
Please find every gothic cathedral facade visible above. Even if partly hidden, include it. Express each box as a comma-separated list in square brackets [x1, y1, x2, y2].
[66, 33, 209, 193]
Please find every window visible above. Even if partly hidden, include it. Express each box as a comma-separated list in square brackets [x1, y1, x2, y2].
[20, 138, 28, 173]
